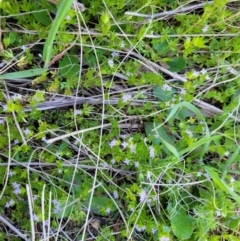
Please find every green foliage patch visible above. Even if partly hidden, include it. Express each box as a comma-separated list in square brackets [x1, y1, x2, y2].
[0, 0, 240, 240]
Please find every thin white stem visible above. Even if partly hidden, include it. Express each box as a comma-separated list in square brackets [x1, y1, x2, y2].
[125, 1, 214, 19]
[41, 184, 46, 241]
[26, 184, 35, 241]
[2, 28, 240, 38]
[0, 215, 30, 241]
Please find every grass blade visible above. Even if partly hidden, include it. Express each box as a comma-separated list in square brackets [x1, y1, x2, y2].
[43, 0, 75, 68]
[0, 68, 45, 81]
[221, 148, 240, 178]
[204, 165, 240, 204]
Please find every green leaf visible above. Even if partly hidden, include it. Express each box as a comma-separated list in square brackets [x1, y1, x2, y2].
[152, 40, 170, 55]
[145, 122, 174, 145]
[177, 108, 192, 120]
[166, 56, 186, 72]
[9, 32, 18, 44]
[227, 217, 240, 229]
[145, 122, 176, 155]
[158, 134, 179, 159]
[153, 85, 176, 102]
[204, 166, 240, 204]
[170, 209, 194, 240]
[152, 101, 211, 164]
[214, 0, 228, 7]
[152, 101, 207, 132]
[221, 148, 239, 177]
[33, 10, 51, 26]
[59, 54, 79, 79]
[56, 196, 75, 218]
[137, 25, 147, 40]
[83, 195, 118, 215]
[100, 11, 110, 24]
[101, 22, 111, 36]
[0, 68, 45, 81]
[192, 37, 208, 48]
[43, 0, 75, 68]
[179, 136, 220, 156]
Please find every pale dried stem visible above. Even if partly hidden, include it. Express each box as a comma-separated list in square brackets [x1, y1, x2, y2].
[0, 161, 134, 175]
[125, 1, 214, 20]
[2, 29, 239, 38]
[129, 50, 240, 122]
[23, 97, 159, 111]
[0, 215, 30, 241]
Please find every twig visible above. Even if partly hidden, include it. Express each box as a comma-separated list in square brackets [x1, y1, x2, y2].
[129, 50, 187, 82]
[0, 215, 30, 241]
[23, 97, 159, 111]
[26, 184, 35, 241]
[0, 161, 134, 175]
[125, 1, 214, 20]
[48, 42, 76, 67]
[2, 29, 239, 38]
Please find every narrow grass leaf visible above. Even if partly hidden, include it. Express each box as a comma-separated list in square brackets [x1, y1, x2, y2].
[204, 165, 240, 204]
[152, 101, 210, 163]
[0, 68, 44, 81]
[158, 135, 179, 159]
[179, 136, 220, 156]
[221, 148, 239, 178]
[153, 101, 207, 132]
[43, 0, 74, 68]
[227, 170, 240, 175]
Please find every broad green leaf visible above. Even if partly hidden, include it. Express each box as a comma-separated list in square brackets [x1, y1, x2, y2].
[59, 54, 79, 79]
[166, 56, 186, 72]
[177, 108, 192, 120]
[227, 217, 240, 229]
[228, 170, 240, 175]
[83, 195, 118, 215]
[9, 32, 18, 44]
[152, 40, 170, 55]
[33, 10, 51, 26]
[83, 52, 96, 67]
[56, 196, 75, 218]
[145, 122, 175, 155]
[153, 85, 176, 102]
[170, 209, 194, 240]
[145, 122, 174, 145]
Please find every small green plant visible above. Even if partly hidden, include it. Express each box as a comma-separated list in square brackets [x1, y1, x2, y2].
[0, 0, 240, 240]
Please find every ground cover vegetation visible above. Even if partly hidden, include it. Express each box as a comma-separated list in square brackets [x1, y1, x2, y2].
[0, 0, 240, 240]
